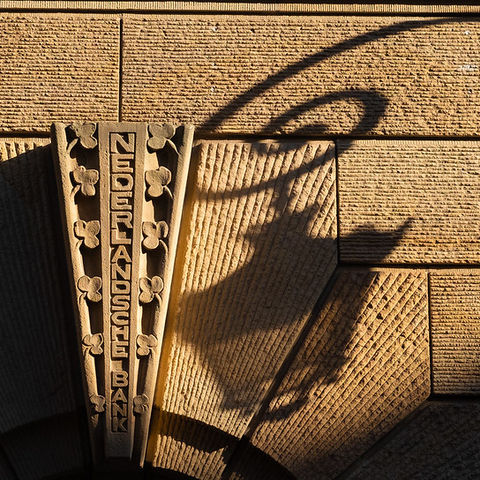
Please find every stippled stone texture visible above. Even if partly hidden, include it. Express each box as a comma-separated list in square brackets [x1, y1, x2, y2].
[123, 16, 480, 136]
[338, 141, 480, 264]
[430, 271, 480, 395]
[240, 269, 429, 480]
[0, 14, 118, 132]
[3, 3, 480, 13]
[345, 401, 480, 480]
[0, 139, 83, 434]
[147, 140, 337, 478]
[0, 139, 87, 478]
[1, 414, 85, 480]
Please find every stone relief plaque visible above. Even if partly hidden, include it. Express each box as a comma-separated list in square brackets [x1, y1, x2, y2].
[52, 122, 194, 465]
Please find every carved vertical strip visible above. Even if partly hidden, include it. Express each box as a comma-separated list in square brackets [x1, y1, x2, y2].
[136, 124, 195, 465]
[51, 123, 104, 460]
[53, 121, 194, 466]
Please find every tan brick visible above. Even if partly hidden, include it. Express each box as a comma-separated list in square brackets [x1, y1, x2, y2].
[123, 16, 480, 136]
[338, 140, 480, 264]
[146, 140, 337, 471]
[0, 14, 119, 132]
[245, 269, 429, 480]
[431, 270, 480, 395]
[346, 401, 480, 479]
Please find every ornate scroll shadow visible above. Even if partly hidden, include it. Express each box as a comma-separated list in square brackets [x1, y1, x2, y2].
[52, 122, 194, 465]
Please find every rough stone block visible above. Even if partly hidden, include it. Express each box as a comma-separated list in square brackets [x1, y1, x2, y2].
[338, 140, 480, 264]
[146, 140, 337, 474]
[123, 16, 480, 136]
[346, 401, 480, 479]
[430, 270, 480, 395]
[0, 14, 119, 132]
[149, 411, 233, 480]
[243, 268, 429, 480]
[0, 139, 80, 433]
[0, 449, 15, 480]
[1, 413, 85, 480]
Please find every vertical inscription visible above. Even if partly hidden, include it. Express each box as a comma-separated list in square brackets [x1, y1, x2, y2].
[110, 132, 135, 434]
[54, 121, 194, 463]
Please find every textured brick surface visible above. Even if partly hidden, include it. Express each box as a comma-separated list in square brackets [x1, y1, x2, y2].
[123, 16, 480, 136]
[0, 139, 81, 433]
[149, 412, 233, 480]
[431, 271, 480, 395]
[1, 413, 85, 480]
[242, 269, 429, 480]
[0, 14, 118, 132]
[346, 401, 480, 480]
[2, 3, 480, 13]
[338, 141, 480, 264]
[147, 140, 337, 476]
[0, 449, 15, 480]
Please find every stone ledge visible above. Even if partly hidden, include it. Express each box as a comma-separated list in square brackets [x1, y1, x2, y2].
[0, 2, 479, 13]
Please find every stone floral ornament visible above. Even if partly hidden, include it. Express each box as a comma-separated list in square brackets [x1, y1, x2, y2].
[139, 276, 164, 304]
[66, 123, 98, 153]
[74, 220, 100, 249]
[90, 394, 106, 414]
[52, 121, 195, 463]
[133, 394, 149, 414]
[145, 166, 173, 200]
[72, 165, 99, 197]
[142, 221, 169, 251]
[78, 275, 102, 302]
[82, 333, 104, 356]
[137, 334, 158, 357]
[147, 123, 178, 153]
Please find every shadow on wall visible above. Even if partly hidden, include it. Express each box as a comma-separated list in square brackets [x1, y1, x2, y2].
[153, 16, 459, 480]
[0, 146, 91, 476]
[0, 16, 466, 480]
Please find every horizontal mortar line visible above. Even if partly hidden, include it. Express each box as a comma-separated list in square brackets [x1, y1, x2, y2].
[195, 133, 480, 142]
[429, 394, 480, 402]
[0, 131, 51, 139]
[2, 131, 480, 142]
[339, 262, 480, 270]
[0, 11, 478, 18]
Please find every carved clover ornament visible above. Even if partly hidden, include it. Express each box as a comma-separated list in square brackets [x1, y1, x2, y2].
[66, 123, 98, 152]
[74, 220, 100, 249]
[145, 167, 173, 199]
[78, 275, 102, 302]
[142, 221, 169, 251]
[133, 394, 149, 414]
[90, 394, 105, 413]
[147, 123, 176, 152]
[139, 276, 164, 304]
[52, 121, 196, 463]
[137, 334, 158, 356]
[72, 165, 99, 197]
[82, 333, 104, 356]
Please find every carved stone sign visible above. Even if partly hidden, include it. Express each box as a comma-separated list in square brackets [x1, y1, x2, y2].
[52, 122, 194, 465]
